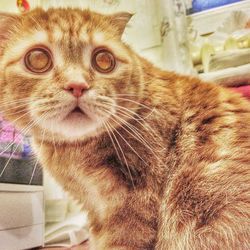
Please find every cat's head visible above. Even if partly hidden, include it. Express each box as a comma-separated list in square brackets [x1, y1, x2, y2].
[0, 8, 145, 142]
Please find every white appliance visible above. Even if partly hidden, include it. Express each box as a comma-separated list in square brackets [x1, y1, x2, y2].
[0, 183, 44, 250]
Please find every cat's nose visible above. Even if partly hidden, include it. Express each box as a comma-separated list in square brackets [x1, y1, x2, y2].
[64, 82, 90, 98]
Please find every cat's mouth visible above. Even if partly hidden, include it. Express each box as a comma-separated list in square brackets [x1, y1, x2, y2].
[71, 106, 85, 115]
[64, 105, 88, 120]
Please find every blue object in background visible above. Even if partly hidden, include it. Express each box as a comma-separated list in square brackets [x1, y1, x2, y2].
[192, 0, 243, 13]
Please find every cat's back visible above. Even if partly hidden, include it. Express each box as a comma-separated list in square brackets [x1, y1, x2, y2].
[156, 73, 250, 250]
[178, 76, 250, 165]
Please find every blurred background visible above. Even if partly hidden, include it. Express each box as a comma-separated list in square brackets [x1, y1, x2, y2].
[0, 0, 249, 249]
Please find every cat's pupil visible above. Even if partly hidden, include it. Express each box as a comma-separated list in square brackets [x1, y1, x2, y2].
[96, 52, 112, 70]
[28, 51, 48, 69]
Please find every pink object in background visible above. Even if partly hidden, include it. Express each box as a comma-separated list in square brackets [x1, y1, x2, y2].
[0, 115, 32, 159]
[230, 85, 250, 100]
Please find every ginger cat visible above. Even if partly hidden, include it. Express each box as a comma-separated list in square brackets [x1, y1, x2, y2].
[0, 8, 249, 250]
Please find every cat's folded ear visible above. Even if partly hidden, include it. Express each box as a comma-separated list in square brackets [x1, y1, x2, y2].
[0, 12, 20, 43]
[109, 12, 133, 36]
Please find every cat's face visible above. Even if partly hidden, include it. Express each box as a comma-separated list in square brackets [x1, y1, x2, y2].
[0, 8, 144, 141]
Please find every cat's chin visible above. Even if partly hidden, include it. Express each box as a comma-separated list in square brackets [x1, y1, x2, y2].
[39, 111, 105, 141]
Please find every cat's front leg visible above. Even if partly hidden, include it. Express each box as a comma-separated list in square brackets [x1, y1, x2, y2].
[89, 232, 153, 250]
[89, 237, 133, 250]
[89, 233, 133, 250]
[88, 201, 158, 250]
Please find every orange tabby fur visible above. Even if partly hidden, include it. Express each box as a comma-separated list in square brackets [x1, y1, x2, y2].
[0, 8, 249, 250]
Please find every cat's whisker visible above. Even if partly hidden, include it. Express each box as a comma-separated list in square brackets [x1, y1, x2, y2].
[29, 156, 40, 185]
[97, 104, 159, 152]
[1, 105, 35, 117]
[0, 102, 54, 120]
[114, 93, 138, 96]
[114, 105, 153, 124]
[110, 104, 156, 122]
[0, 93, 59, 106]
[0, 95, 61, 115]
[0, 142, 22, 178]
[1, 104, 30, 113]
[0, 102, 36, 114]
[108, 116, 157, 165]
[113, 94, 138, 97]
[0, 108, 40, 135]
[0, 97, 37, 105]
[97, 101, 161, 142]
[36, 104, 73, 119]
[113, 97, 154, 111]
[105, 121, 135, 189]
[0, 111, 49, 163]
[142, 107, 157, 120]
[108, 111, 164, 161]
[0, 111, 49, 177]
[116, 109, 161, 142]
[50, 120, 58, 155]
[113, 105, 162, 140]
[29, 128, 46, 185]
[115, 104, 157, 122]
[103, 122, 123, 164]
[107, 118, 149, 168]
[96, 97, 153, 123]
[0, 104, 55, 129]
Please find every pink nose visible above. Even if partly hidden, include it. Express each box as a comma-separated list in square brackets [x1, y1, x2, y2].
[64, 82, 90, 98]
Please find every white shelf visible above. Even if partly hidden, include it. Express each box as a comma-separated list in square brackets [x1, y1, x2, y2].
[189, 0, 250, 35]
[0, 185, 44, 249]
[0, 224, 44, 250]
[0, 183, 43, 192]
[200, 63, 250, 86]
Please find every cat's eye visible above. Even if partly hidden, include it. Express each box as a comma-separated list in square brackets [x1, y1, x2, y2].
[91, 48, 116, 73]
[24, 47, 53, 74]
